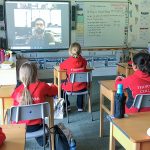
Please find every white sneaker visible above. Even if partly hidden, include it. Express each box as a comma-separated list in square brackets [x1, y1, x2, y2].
[67, 106, 71, 111]
[78, 108, 83, 112]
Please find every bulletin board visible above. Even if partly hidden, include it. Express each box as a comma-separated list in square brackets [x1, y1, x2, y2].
[127, 0, 150, 48]
[75, 0, 150, 48]
[75, 1, 129, 48]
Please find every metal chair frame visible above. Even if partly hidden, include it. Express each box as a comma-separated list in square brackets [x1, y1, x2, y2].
[64, 71, 93, 123]
[9, 102, 51, 150]
[132, 94, 150, 111]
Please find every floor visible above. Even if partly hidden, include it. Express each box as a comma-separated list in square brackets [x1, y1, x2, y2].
[25, 76, 124, 150]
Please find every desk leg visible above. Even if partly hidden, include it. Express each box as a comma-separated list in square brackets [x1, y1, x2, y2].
[58, 72, 61, 98]
[49, 100, 54, 150]
[126, 67, 129, 77]
[109, 122, 115, 150]
[54, 69, 56, 85]
[100, 89, 104, 137]
[131, 143, 140, 150]
[88, 82, 92, 113]
[0, 98, 4, 124]
[110, 93, 115, 115]
[1, 98, 5, 125]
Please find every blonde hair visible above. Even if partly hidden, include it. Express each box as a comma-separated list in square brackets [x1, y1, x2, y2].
[18, 62, 38, 105]
[69, 42, 81, 58]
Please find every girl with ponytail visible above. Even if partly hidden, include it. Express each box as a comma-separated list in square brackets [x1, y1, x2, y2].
[59, 42, 87, 112]
[11, 62, 58, 147]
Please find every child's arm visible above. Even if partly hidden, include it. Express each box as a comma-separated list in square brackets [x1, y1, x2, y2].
[115, 75, 125, 89]
[45, 83, 58, 97]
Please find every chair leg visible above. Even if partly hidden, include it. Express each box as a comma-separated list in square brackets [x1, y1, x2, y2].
[65, 93, 69, 123]
[43, 121, 46, 150]
[83, 94, 86, 111]
[89, 93, 93, 121]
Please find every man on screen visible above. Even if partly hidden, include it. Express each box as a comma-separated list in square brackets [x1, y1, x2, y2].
[29, 18, 55, 49]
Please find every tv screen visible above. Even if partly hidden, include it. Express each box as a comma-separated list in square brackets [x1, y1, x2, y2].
[5, 1, 70, 51]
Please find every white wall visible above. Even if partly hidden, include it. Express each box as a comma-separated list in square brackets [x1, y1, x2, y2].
[0, 0, 130, 79]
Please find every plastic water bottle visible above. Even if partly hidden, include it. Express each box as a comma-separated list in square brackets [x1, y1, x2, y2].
[114, 84, 125, 118]
[70, 138, 76, 150]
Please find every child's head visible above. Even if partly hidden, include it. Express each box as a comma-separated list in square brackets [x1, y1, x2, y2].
[19, 62, 37, 85]
[69, 42, 81, 58]
[132, 52, 150, 74]
[19, 62, 38, 105]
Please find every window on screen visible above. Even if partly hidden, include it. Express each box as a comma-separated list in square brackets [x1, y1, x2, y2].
[5, 1, 70, 51]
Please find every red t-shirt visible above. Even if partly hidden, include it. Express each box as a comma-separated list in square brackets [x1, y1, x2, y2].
[11, 81, 58, 125]
[0, 128, 6, 146]
[60, 55, 87, 91]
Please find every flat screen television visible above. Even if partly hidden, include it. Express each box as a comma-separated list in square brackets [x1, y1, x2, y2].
[5, 1, 70, 52]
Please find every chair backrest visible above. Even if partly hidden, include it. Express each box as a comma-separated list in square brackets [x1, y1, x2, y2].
[69, 72, 92, 83]
[10, 102, 50, 123]
[132, 94, 150, 111]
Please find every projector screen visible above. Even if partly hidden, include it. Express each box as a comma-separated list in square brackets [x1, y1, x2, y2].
[5, 1, 70, 51]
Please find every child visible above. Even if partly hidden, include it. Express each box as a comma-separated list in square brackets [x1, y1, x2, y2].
[11, 62, 58, 147]
[115, 52, 150, 114]
[0, 127, 6, 145]
[59, 42, 87, 112]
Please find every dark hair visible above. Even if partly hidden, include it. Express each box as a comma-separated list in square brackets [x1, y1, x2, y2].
[34, 18, 45, 26]
[133, 52, 150, 75]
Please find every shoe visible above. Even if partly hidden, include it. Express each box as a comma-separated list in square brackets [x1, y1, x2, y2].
[78, 108, 83, 112]
[67, 106, 71, 111]
[64, 103, 71, 112]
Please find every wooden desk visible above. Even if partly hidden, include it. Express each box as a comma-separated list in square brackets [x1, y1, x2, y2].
[99, 80, 116, 137]
[53, 66, 67, 98]
[109, 112, 150, 150]
[0, 124, 25, 150]
[117, 63, 134, 77]
[0, 85, 16, 124]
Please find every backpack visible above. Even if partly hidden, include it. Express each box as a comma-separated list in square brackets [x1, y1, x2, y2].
[50, 125, 70, 150]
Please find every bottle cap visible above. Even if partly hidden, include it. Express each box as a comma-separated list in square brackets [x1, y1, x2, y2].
[117, 84, 123, 94]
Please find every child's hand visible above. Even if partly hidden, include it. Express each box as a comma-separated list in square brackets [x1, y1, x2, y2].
[115, 76, 125, 81]
[47, 83, 53, 86]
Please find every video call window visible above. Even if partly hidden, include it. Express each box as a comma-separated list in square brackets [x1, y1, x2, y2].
[5, 1, 70, 51]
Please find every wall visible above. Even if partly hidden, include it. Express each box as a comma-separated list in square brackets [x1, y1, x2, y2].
[0, 0, 134, 79]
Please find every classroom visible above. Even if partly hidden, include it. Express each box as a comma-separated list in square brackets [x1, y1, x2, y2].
[0, 0, 150, 150]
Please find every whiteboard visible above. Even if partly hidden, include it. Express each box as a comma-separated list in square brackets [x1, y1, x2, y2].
[75, 1, 128, 47]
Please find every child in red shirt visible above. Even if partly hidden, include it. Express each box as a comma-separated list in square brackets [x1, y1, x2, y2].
[0, 127, 6, 146]
[60, 42, 87, 112]
[11, 62, 58, 147]
[115, 52, 150, 114]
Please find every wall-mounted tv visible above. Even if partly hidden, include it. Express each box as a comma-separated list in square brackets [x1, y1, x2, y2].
[5, 1, 70, 51]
